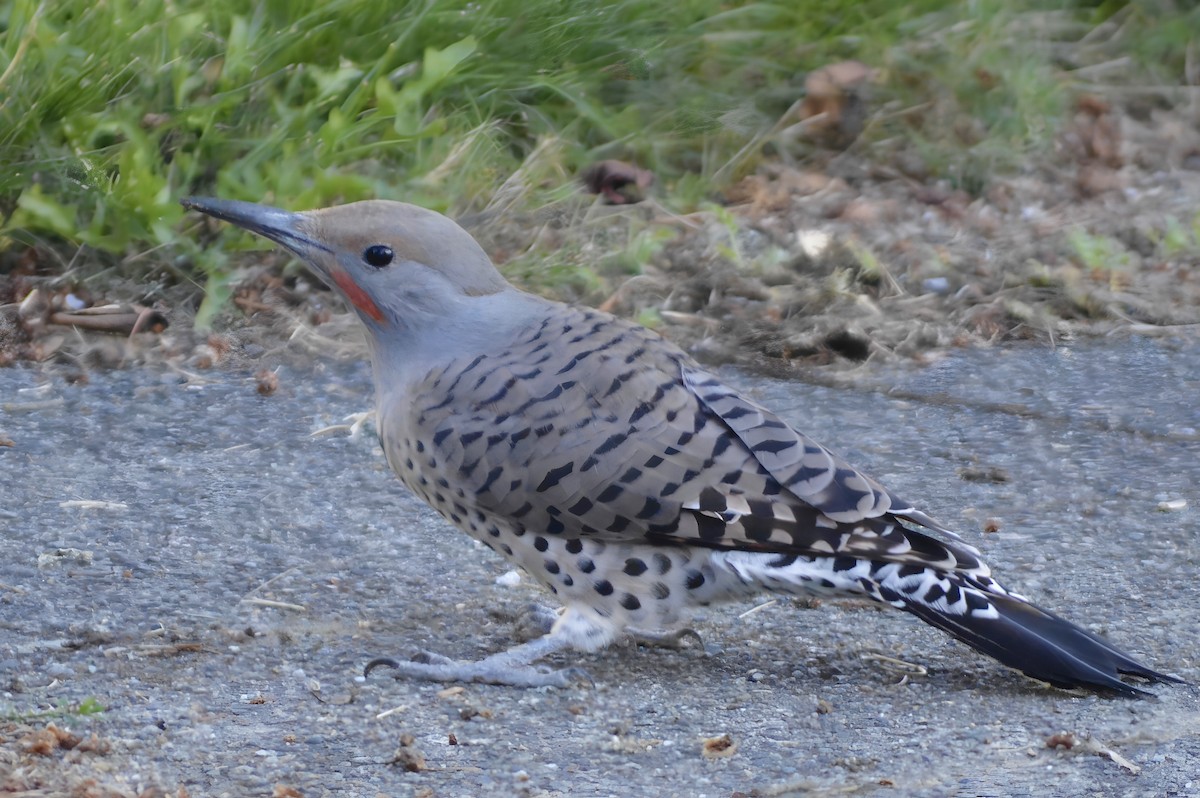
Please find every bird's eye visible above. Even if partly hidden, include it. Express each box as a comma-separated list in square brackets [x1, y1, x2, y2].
[362, 244, 394, 268]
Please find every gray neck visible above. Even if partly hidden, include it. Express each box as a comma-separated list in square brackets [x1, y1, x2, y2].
[366, 286, 552, 400]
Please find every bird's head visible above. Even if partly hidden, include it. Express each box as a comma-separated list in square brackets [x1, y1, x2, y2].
[181, 197, 509, 333]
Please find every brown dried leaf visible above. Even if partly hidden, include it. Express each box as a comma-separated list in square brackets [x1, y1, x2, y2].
[797, 60, 876, 147]
[22, 724, 80, 755]
[1046, 732, 1077, 750]
[1072, 94, 1123, 169]
[255, 368, 279, 396]
[391, 733, 427, 772]
[701, 733, 738, 759]
[207, 334, 232, 359]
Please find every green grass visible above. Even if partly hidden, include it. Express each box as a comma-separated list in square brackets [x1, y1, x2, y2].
[1, 696, 106, 722]
[0, 0, 1196, 324]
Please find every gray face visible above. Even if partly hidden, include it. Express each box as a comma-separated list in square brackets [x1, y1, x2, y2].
[182, 197, 508, 329]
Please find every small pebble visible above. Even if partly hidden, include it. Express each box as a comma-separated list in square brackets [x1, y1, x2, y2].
[495, 570, 522, 587]
[922, 277, 950, 294]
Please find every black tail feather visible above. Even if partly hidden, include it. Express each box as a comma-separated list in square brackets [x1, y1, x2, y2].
[902, 591, 1183, 697]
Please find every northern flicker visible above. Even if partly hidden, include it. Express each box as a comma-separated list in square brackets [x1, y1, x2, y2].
[182, 196, 1180, 695]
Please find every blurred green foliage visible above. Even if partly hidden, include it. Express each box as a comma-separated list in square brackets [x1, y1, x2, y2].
[0, 0, 1195, 323]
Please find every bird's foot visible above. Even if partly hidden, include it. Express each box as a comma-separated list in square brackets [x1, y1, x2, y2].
[363, 633, 590, 688]
[511, 603, 562, 641]
[626, 626, 704, 650]
[364, 655, 587, 688]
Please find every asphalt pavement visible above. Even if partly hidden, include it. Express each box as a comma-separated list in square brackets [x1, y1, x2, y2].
[1, 334, 1197, 797]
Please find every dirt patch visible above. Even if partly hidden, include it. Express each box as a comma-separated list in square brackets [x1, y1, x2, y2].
[595, 97, 1200, 370]
[0, 720, 185, 797]
[3, 97, 1200, 375]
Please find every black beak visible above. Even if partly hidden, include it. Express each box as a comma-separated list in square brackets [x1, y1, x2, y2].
[181, 197, 329, 256]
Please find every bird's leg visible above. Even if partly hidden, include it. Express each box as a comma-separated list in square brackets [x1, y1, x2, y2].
[364, 632, 590, 688]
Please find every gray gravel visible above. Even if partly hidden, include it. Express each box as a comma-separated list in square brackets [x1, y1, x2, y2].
[1, 335, 1197, 797]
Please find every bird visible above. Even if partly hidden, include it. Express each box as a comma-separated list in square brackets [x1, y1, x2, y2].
[181, 195, 1180, 696]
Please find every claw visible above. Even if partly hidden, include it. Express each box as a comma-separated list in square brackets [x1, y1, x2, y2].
[561, 666, 596, 688]
[363, 657, 402, 677]
[665, 628, 704, 649]
[361, 632, 587, 688]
